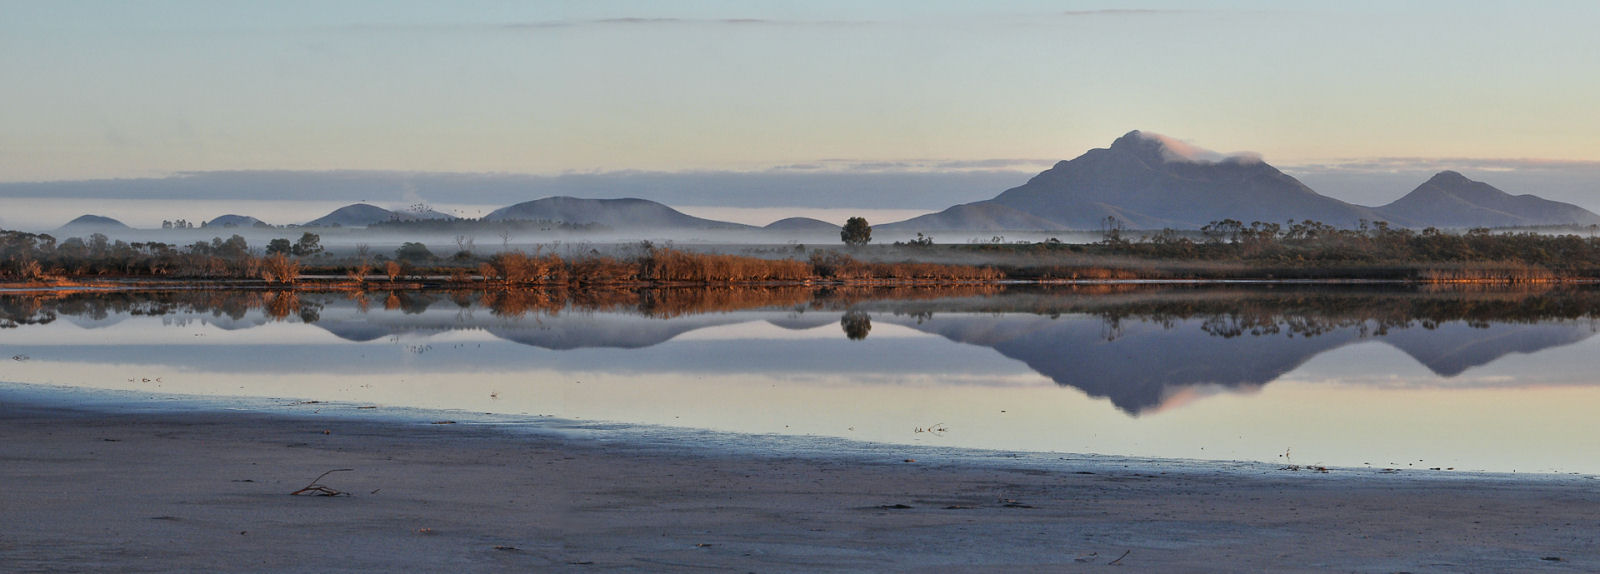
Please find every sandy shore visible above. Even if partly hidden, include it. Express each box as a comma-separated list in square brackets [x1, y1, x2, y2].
[3, 398, 1597, 573]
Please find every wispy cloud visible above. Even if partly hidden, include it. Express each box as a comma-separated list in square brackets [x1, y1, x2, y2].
[933, 158, 1059, 170]
[1059, 9, 1193, 17]
[338, 16, 873, 35]
[590, 17, 808, 26]
[1287, 157, 1600, 174]
[1131, 131, 1263, 165]
[343, 9, 1210, 35]
[498, 16, 874, 30]
[0, 169, 1038, 210]
[768, 158, 1055, 173]
[516, 9, 1208, 31]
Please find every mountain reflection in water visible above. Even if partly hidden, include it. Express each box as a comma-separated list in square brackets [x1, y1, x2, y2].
[4, 284, 1598, 416]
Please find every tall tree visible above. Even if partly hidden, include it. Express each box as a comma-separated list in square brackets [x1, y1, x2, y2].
[841, 217, 872, 246]
[291, 232, 322, 257]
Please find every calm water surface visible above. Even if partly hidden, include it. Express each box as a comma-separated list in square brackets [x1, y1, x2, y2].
[3, 285, 1599, 474]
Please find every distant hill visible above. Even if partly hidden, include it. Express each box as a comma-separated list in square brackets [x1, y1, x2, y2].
[1375, 171, 1600, 228]
[304, 203, 456, 227]
[483, 197, 753, 230]
[880, 203, 1068, 232]
[305, 204, 394, 227]
[764, 217, 840, 233]
[59, 214, 130, 231]
[976, 130, 1385, 230]
[204, 214, 267, 228]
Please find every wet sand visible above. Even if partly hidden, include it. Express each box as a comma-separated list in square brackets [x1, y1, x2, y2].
[3, 399, 1597, 573]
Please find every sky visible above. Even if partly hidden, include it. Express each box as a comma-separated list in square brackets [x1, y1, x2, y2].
[4, 0, 1600, 226]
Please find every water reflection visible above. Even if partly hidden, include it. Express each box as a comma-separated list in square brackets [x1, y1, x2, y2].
[873, 302, 1598, 414]
[841, 310, 872, 341]
[5, 285, 1598, 417]
[11, 285, 1600, 472]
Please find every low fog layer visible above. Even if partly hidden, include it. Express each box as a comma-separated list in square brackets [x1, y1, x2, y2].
[0, 169, 1035, 227]
[25, 225, 1101, 258]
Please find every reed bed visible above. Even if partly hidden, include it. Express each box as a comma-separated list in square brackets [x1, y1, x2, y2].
[1417, 262, 1561, 284]
[642, 248, 811, 283]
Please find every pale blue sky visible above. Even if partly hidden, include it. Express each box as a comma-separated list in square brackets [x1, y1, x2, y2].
[3, 1, 1598, 211]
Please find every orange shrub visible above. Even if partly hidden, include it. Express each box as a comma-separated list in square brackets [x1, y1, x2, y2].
[644, 248, 810, 282]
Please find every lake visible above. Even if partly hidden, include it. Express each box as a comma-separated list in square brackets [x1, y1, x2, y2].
[4, 284, 1599, 475]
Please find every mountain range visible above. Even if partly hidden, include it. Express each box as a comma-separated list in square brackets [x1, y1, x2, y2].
[48, 131, 1600, 234]
[883, 131, 1600, 231]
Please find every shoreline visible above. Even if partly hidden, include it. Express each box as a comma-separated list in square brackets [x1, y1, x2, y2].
[7, 380, 1590, 483]
[6, 274, 1600, 292]
[4, 388, 1598, 572]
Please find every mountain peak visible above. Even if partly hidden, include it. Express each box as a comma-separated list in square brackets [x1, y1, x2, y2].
[1379, 170, 1600, 227]
[1107, 129, 1175, 160]
[1417, 171, 1501, 200]
[60, 214, 130, 230]
[1107, 130, 1262, 165]
[1109, 129, 1151, 148]
[985, 131, 1369, 229]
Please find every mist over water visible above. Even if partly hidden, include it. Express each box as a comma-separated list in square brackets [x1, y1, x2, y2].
[0, 198, 502, 232]
[0, 197, 944, 235]
[13, 204, 1102, 260]
[0, 169, 1037, 232]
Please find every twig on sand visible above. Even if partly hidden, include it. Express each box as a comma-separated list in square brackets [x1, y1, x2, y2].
[290, 468, 354, 496]
[1108, 550, 1131, 565]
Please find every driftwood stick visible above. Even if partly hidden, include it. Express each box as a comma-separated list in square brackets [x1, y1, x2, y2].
[290, 468, 354, 496]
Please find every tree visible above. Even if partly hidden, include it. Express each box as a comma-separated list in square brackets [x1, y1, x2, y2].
[1200, 219, 1243, 245]
[291, 232, 322, 257]
[59, 237, 87, 257]
[395, 242, 435, 263]
[841, 310, 872, 340]
[213, 235, 249, 258]
[1099, 216, 1126, 245]
[899, 233, 933, 247]
[266, 238, 292, 255]
[841, 217, 872, 246]
[88, 233, 110, 255]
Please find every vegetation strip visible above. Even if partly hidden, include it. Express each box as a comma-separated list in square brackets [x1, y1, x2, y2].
[7, 219, 1600, 286]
